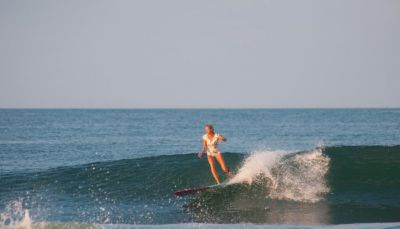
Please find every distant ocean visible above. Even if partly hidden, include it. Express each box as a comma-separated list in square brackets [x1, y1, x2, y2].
[1, 109, 399, 228]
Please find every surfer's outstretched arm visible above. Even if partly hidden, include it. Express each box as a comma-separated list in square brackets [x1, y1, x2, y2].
[218, 134, 227, 142]
[198, 139, 207, 158]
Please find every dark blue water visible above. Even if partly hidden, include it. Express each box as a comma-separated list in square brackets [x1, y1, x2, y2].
[0, 109, 400, 227]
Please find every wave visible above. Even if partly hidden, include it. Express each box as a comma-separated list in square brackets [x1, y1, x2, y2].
[1, 145, 400, 225]
[1, 145, 400, 203]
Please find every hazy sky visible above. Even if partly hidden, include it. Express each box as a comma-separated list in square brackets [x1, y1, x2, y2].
[0, 0, 399, 108]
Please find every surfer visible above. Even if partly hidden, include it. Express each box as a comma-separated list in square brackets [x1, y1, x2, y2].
[198, 124, 233, 184]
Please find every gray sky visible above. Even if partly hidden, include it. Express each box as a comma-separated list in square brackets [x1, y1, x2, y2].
[0, 0, 399, 108]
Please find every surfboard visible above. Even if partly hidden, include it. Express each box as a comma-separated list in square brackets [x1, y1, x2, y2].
[173, 183, 225, 196]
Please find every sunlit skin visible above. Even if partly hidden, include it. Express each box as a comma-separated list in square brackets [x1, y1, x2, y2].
[198, 126, 233, 184]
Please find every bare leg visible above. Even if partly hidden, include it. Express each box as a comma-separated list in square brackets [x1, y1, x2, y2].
[216, 153, 233, 178]
[207, 155, 220, 184]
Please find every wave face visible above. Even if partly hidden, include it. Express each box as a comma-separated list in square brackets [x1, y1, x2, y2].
[1, 145, 400, 225]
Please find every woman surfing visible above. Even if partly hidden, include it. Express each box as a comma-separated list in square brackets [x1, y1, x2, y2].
[198, 124, 233, 184]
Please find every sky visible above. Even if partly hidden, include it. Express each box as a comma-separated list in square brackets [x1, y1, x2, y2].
[0, 0, 399, 108]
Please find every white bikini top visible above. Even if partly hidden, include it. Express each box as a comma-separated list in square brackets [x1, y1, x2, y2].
[203, 133, 221, 153]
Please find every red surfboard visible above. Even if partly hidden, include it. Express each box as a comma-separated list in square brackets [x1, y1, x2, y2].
[173, 183, 224, 196]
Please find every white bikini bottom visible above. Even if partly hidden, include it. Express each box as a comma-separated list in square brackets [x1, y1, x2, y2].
[207, 150, 220, 157]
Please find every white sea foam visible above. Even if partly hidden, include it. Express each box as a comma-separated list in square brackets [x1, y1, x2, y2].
[0, 200, 32, 229]
[228, 147, 330, 203]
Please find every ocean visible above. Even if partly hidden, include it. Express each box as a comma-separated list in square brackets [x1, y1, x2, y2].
[0, 109, 399, 228]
